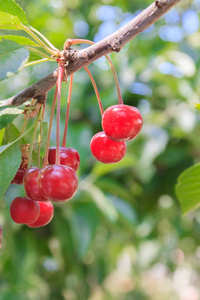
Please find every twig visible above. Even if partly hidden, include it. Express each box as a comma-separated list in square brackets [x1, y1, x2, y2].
[0, 0, 182, 107]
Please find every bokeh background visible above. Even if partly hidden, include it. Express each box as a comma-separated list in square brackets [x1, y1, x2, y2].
[1, 0, 200, 299]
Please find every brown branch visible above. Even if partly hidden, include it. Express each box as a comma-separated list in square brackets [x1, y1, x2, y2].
[0, 0, 182, 107]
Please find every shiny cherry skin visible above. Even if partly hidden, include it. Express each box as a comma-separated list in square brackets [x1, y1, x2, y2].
[23, 167, 48, 201]
[10, 197, 40, 224]
[11, 163, 28, 185]
[48, 147, 80, 171]
[90, 131, 126, 164]
[38, 165, 78, 202]
[102, 104, 143, 141]
[27, 201, 54, 228]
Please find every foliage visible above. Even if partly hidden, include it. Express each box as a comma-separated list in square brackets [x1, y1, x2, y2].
[1, 0, 200, 300]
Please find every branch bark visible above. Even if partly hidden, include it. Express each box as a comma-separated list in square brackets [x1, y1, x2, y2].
[0, 0, 182, 107]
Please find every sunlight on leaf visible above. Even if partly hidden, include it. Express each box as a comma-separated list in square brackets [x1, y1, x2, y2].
[0, 39, 29, 81]
[1, 35, 39, 47]
[0, 107, 23, 130]
[175, 163, 200, 214]
[0, 11, 23, 30]
[0, 0, 29, 26]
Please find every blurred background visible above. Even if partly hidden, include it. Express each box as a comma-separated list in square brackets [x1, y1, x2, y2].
[1, 0, 200, 299]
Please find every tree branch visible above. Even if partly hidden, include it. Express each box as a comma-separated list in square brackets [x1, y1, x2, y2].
[0, 0, 182, 107]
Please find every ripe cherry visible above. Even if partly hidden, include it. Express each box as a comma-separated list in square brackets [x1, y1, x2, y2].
[48, 147, 80, 171]
[102, 104, 143, 141]
[11, 163, 28, 185]
[38, 165, 78, 202]
[10, 197, 40, 224]
[27, 201, 54, 228]
[90, 131, 126, 164]
[23, 167, 48, 201]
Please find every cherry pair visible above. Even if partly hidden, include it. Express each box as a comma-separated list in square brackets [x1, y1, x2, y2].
[90, 104, 143, 164]
[10, 197, 54, 227]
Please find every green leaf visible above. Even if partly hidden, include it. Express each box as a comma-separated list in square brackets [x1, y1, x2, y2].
[0, 39, 29, 81]
[0, 128, 4, 145]
[0, 0, 29, 26]
[0, 11, 23, 30]
[0, 141, 21, 199]
[0, 107, 23, 129]
[175, 163, 200, 214]
[2, 123, 20, 145]
[91, 154, 136, 178]
[0, 37, 23, 54]
[194, 103, 200, 111]
[109, 195, 137, 225]
[0, 115, 39, 199]
[1, 35, 39, 47]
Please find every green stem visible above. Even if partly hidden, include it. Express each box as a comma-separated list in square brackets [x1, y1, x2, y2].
[27, 107, 43, 169]
[25, 58, 52, 68]
[84, 67, 104, 116]
[62, 74, 73, 147]
[20, 117, 29, 136]
[30, 26, 59, 51]
[23, 25, 58, 56]
[37, 105, 45, 168]
[26, 46, 53, 60]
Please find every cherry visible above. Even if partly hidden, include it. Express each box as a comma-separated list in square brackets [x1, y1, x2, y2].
[23, 167, 48, 201]
[90, 131, 126, 163]
[38, 165, 78, 202]
[10, 197, 40, 224]
[11, 163, 28, 185]
[48, 147, 80, 171]
[102, 104, 143, 141]
[27, 201, 54, 228]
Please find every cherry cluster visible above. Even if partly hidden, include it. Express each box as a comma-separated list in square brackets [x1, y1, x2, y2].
[9, 38, 143, 229]
[10, 147, 80, 227]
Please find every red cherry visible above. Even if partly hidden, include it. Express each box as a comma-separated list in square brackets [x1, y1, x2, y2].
[38, 165, 78, 202]
[48, 147, 80, 171]
[23, 167, 48, 201]
[90, 131, 126, 164]
[102, 104, 143, 141]
[10, 197, 40, 224]
[11, 163, 28, 185]
[27, 201, 54, 228]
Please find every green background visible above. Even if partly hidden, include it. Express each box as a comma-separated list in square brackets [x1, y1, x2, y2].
[1, 0, 200, 299]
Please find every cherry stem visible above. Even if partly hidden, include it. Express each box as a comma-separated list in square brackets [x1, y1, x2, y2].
[84, 67, 104, 116]
[20, 117, 29, 136]
[37, 105, 45, 168]
[65, 38, 123, 105]
[20, 98, 37, 136]
[28, 107, 43, 169]
[62, 74, 73, 148]
[0, 225, 2, 248]
[43, 85, 58, 168]
[56, 61, 65, 165]
[105, 55, 123, 105]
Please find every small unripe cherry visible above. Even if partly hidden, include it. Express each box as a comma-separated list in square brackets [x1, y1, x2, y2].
[27, 201, 54, 228]
[10, 197, 40, 224]
[102, 104, 143, 141]
[90, 131, 126, 164]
